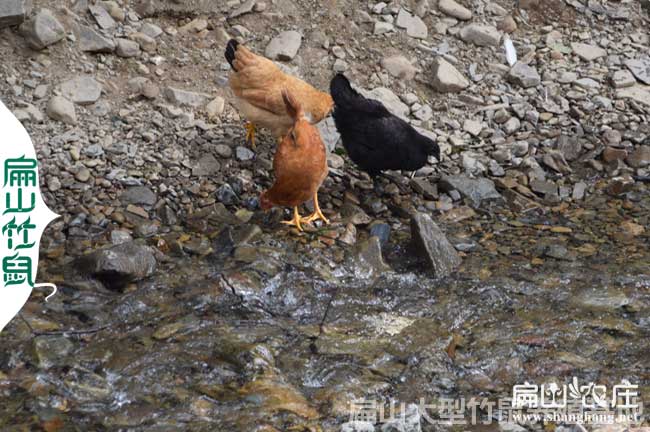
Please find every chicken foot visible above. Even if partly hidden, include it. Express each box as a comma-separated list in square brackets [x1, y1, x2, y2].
[281, 206, 304, 231]
[245, 122, 257, 148]
[300, 193, 330, 225]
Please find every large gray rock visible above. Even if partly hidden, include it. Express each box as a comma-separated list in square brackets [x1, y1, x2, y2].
[77, 24, 115, 53]
[571, 42, 607, 61]
[360, 87, 410, 119]
[164, 87, 212, 107]
[439, 174, 504, 207]
[265, 30, 302, 61]
[77, 242, 157, 289]
[395, 8, 427, 39]
[507, 62, 541, 88]
[46, 96, 76, 124]
[459, 23, 501, 46]
[19, 8, 65, 50]
[60, 76, 102, 105]
[431, 57, 469, 93]
[88, 3, 116, 29]
[411, 212, 461, 278]
[0, 0, 32, 29]
[624, 57, 650, 85]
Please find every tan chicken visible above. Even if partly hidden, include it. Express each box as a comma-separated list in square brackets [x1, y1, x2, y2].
[259, 90, 329, 231]
[224, 39, 334, 148]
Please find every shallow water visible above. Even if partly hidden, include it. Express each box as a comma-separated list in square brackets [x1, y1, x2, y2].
[1, 193, 649, 431]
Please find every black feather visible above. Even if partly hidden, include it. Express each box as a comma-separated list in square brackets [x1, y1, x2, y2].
[225, 39, 239, 72]
[330, 74, 440, 177]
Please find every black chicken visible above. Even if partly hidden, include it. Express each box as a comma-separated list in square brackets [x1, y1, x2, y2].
[330, 73, 440, 180]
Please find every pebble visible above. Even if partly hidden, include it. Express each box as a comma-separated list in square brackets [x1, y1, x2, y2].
[571, 42, 607, 61]
[46, 96, 77, 125]
[437, 0, 472, 20]
[116, 38, 141, 57]
[395, 8, 428, 39]
[236, 146, 255, 161]
[60, 76, 103, 105]
[507, 62, 541, 88]
[431, 57, 469, 93]
[459, 24, 501, 47]
[265, 31, 302, 61]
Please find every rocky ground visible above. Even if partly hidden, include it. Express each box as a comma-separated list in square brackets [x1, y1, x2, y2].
[0, 0, 649, 431]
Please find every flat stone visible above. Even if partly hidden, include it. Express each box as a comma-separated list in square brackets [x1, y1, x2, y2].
[395, 8, 428, 39]
[60, 76, 102, 105]
[460, 23, 501, 46]
[381, 55, 419, 80]
[77, 24, 115, 53]
[411, 212, 461, 277]
[139, 22, 163, 39]
[431, 57, 469, 93]
[438, 0, 472, 20]
[439, 174, 504, 208]
[115, 38, 141, 57]
[0, 0, 32, 29]
[624, 57, 650, 85]
[19, 8, 65, 50]
[120, 186, 157, 206]
[230, 0, 256, 18]
[555, 135, 582, 161]
[192, 154, 221, 176]
[571, 42, 607, 61]
[611, 70, 636, 88]
[360, 87, 409, 119]
[88, 4, 116, 29]
[507, 62, 541, 88]
[164, 87, 211, 108]
[374, 21, 394, 35]
[265, 30, 302, 61]
[617, 86, 650, 107]
[46, 96, 76, 124]
[353, 236, 391, 277]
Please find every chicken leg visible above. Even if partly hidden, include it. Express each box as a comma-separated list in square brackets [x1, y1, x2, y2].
[301, 193, 329, 225]
[245, 122, 257, 148]
[281, 206, 304, 231]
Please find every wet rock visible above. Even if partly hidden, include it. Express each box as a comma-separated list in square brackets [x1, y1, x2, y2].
[88, 4, 116, 30]
[411, 212, 461, 277]
[545, 244, 575, 261]
[381, 403, 421, 432]
[77, 242, 157, 289]
[459, 24, 501, 47]
[606, 175, 634, 196]
[341, 422, 375, 432]
[164, 87, 211, 108]
[19, 9, 65, 50]
[369, 222, 391, 246]
[353, 236, 391, 276]
[603, 146, 628, 163]
[265, 30, 302, 61]
[626, 145, 650, 168]
[624, 57, 650, 85]
[439, 175, 504, 208]
[33, 336, 74, 369]
[46, 96, 76, 124]
[572, 182, 587, 200]
[437, 0, 472, 20]
[116, 38, 141, 58]
[395, 8, 427, 39]
[431, 57, 469, 93]
[341, 202, 372, 225]
[120, 186, 156, 206]
[507, 62, 541, 88]
[0, 0, 32, 29]
[381, 55, 419, 80]
[60, 76, 102, 105]
[78, 24, 115, 53]
[110, 230, 132, 245]
[571, 42, 606, 61]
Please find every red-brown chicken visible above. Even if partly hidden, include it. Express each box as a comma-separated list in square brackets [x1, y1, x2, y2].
[259, 90, 329, 231]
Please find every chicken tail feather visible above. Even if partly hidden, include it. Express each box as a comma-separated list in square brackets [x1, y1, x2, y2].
[281, 89, 303, 121]
[330, 73, 358, 108]
[225, 39, 239, 72]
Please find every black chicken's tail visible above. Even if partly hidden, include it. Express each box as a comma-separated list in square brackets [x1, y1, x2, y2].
[330, 73, 358, 108]
[225, 39, 239, 72]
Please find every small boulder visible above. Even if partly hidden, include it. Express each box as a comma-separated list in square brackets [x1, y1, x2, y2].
[459, 23, 501, 47]
[411, 212, 461, 277]
[438, 0, 472, 20]
[431, 57, 469, 93]
[507, 62, 541, 88]
[60, 76, 102, 105]
[381, 55, 419, 80]
[77, 242, 157, 289]
[19, 8, 65, 50]
[0, 0, 32, 29]
[46, 96, 76, 124]
[265, 30, 302, 61]
[77, 24, 115, 53]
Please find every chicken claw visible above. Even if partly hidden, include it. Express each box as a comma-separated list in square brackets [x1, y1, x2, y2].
[245, 122, 257, 148]
[281, 206, 304, 231]
[300, 194, 329, 225]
